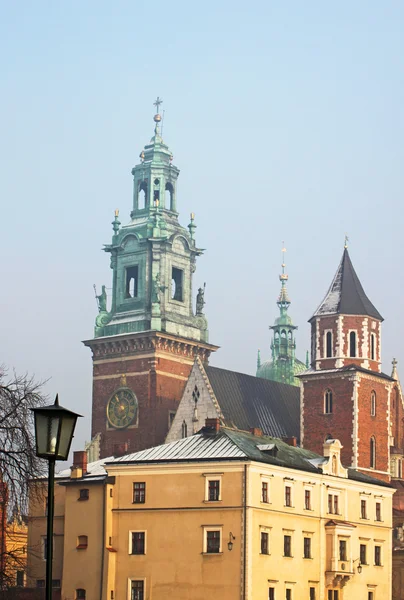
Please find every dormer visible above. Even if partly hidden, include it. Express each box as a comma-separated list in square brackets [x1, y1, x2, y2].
[322, 439, 348, 478]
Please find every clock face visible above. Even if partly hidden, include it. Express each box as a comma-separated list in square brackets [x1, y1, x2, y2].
[107, 388, 138, 429]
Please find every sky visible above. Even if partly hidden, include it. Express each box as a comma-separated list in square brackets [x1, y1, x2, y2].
[1, 1, 403, 457]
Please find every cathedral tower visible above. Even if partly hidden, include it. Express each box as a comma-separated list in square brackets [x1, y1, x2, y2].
[257, 247, 307, 386]
[300, 243, 394, 482]
[84, 100, 218, 458]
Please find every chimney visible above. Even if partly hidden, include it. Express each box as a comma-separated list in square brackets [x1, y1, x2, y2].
[205, 418, 221, 433]
[113, 442, 129, 458]
[71, 451, 87, 479]
[282, 436, 297, 447]
[249, 427, 263, 437]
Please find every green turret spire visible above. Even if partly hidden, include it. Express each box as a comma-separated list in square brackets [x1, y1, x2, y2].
[256, 246, 307, 386]
[93, 99, 209, 343]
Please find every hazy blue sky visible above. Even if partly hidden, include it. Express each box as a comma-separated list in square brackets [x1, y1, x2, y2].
[1, 1, 403, 455]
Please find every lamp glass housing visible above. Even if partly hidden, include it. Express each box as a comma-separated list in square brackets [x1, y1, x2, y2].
[32, 397, 81, 461]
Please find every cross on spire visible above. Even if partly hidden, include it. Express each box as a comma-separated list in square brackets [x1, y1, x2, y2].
[153, 96, 163, 114]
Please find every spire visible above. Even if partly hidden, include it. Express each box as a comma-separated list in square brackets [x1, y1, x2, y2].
[392, 358, 398, 379]
[153, 96, 163, 137]
[312, 246, 383, 321]
[278, 244, 291, 311]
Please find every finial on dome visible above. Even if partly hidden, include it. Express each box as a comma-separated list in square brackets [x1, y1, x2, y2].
[153, 97, 163, 136]
[344, 234, 349, 249]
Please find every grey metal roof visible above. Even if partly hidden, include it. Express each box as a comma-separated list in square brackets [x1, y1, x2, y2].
[205, 365, 300, 440]
[56, 456, 113, 479]
[107, 427, 392, 488]
[312, 248, 383, 321]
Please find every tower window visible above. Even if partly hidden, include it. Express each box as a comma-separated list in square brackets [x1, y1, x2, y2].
[125, 266, 139, 298]
[370, 436, 376, 469]
[349, 331, 357, 357]
[326, 331, 333, 358]
[153, 178, 160, 204]
[324, 389, 333, 414]
[370, 333, 376, 360]
[181, 420, 187, 438]
[171, 267, 184, 302]
[138, 181, 147, 209]
[370, 391, 376, 417]
[165, 182, 174, 210]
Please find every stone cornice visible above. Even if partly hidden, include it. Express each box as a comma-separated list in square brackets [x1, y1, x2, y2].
[83, 330, 219, 361]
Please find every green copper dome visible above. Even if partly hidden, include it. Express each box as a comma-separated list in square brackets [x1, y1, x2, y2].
[256, 248, 307, 388]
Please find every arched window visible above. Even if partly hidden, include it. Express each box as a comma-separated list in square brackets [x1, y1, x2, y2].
[138, 181, 147, 209]
[370, 436, 376, 469]
[324, 389, 333, 414]
[326, 331, 333, 358]
[371, 391, 376, 417]
[181, 420, 187, 439]
[349, 331, 357, 358]
[165, 182, 174, 210]
[332, 455, 337, 475]
[370, 333, 376, 361]
[153, 178, 160, 204]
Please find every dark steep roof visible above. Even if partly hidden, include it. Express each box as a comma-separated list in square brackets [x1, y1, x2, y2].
[204, 365, 300, 441]
[312, 248, 383, 321]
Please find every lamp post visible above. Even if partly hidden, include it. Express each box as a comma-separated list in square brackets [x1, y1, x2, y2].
[31, 395, 82, 600]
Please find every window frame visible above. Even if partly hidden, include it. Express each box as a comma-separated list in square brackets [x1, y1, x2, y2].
[171, 266, 184, 302]
[370, 391, 376, 417]
[268, 587, 275, 600]
[324, 389, 333, 414]
[303, 536, 312, 559]
[133, 482, 146, 504]
[78, 488, 89, 501]
[361, 498, 368, 520]
[283, 534, 292, 557]
[76, 535, 88, 550]
[374, 545, 382, 566]
[260, 531, 269, 555]
[204, 475, 222, 502]
[327, 492, 340, 515]
[304, 488, 312, 511]
[76, 590, 86, 600]
[370, 437, 376, 469]
[375, 501, 382, 522]
[284, 484, 293, 507]
[325, 330, 333, 358]
[129, 578, 145, 600]
[129, 531, 146, 555]
[339, 539, 347, 561]
[261, 478, 270, 504]
[203, 527, 222, 554]
[349, 330, 357, 358]
[360, 543, 367, 565]
[370, 333, 376, 361]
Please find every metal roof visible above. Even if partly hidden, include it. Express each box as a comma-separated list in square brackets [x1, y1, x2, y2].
[205, 365, 300, 440]
[312, 248, 383, 321]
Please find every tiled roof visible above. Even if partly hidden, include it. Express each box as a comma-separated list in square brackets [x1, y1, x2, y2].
[298, 364, 394, 382]
[108, 427, 392, 488]
[312, 248, 383, 321]
[204, 365, 300, 440]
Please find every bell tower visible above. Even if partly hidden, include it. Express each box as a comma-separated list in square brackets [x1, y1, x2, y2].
[84, 100, 218, 458]
[300, 242, 393, 482]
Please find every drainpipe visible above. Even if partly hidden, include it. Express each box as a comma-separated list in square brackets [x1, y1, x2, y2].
[100, 481, 107, 600]
[243, 464, 247, 600]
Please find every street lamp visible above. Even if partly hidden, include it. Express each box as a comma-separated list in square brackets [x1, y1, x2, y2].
[227, 532, 236, 551]
[31, 395, 82, 600]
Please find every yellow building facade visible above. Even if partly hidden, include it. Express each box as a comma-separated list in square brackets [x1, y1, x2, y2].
[27, 424, 394, 600]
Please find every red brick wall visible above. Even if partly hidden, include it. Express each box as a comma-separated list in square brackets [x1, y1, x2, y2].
[357, 376, 390, 474]
[302, 375, 355, 467]
[91, 352, 194, 458]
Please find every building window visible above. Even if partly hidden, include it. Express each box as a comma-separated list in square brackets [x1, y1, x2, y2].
[285, 485, 292, 507]
[326, 331, 333, 358]
[361, 499, 367, 519]
[370, 333, 376, 360]
[16, 571, 24, 587]
[328, 494, 339, 515]
[370, 391, 376, 417]
[133, 482, 146, 504]
[76, 590, 86, 600]
[208, 480, 220, 501]
[310, 588, 316, 600]
[41, 536, 54, 560]
[368, 592, 374, 600]
[269, 588, 275, 600]
[77, 535, 88, 549]
[181, 420, 187, 438]
[36, 581, 45, 588]
[79, 489, 89, 501]
[360, 543, 367, 565]
[261, 531, 269, 555]
[168, 410, 176, 429]
[328, 592, 339, 600]
[262, 480, 269, 503]
[284, 535, 292, 557]
[376, 502, 382, 521]
[370, 437, 376, 469]
[171, 267, 184, 301]
[131, 532, 145, 555]
[206, 530, 221, 553]
[349, 331, 357, 357]
[303, 537, 312, 559]
[324, 389, 333, 414]
[125, 266, 139, 298]
[304, 489, 311, 510]
[374, 545, 381, 566]
[339, 540, 347, 561]
[52, 581, 61, 588]
[138, 181, 147, 210]
[286, 589, 292, 600]
[131, 581, 144, 600]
